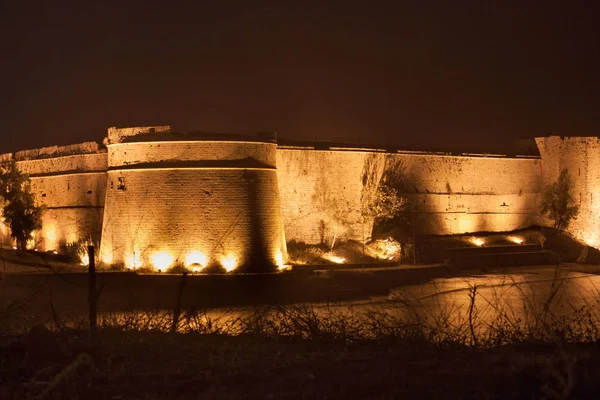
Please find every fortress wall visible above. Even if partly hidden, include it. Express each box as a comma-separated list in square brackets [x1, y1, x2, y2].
[536, 136, 600, 246]
[34, 207, 105, 251]
[5, 128, 581, 263]
[109, 141, 276, 168]
[14, 142, 102, 161]
[11, 153, 108, 251]
[16, 153, 107, 176]
[29, 171, 106, 250]
[277, 149, 542, 245]
[100, 141, 286, 271]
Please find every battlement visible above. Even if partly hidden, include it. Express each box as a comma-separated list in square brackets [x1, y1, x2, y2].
[277, 143, 540, 160]
[1, 141, 105, 162]
[112, 129, 277, 144]
[107, 126, 172, 144]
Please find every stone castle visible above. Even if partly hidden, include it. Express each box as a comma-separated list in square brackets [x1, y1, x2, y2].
[0, 126, 597, 271]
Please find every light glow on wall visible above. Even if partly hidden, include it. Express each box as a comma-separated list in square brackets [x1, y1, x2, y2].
[45, 224, 57, 250]
[126, 250, 143, 270]
[150, 251, 174, 271]
[66, 232, 78, 244]
[79, 249, 90, 267]
[221, 254, 238, 272]
[185, 250, 208, 268]
[322, 252, 346, 264]
[456, 216, 479, 235]
[101, 248, 113, 265]
[469, 237, 485, 247]
[507, 235, 524, 245]
[581, 232, 600, 248]
[275, 249, 286, 270]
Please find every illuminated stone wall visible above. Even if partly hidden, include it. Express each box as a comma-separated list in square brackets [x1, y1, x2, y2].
[99, 135, 287, 271]
[277, 148, 542, 245]
[108, 141, 276, 167]
[536, 136, 600, 246]
[8, 126, 592, 269]
[17, 150, 107, 251]
[0, 144, 108, 250]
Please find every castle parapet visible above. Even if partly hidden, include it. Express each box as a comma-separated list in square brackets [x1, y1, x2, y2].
[14, 142, 104, 161]
[107, 126, 172, 144]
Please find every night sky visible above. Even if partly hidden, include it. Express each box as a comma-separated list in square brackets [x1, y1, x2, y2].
[1, 1, 599, 154]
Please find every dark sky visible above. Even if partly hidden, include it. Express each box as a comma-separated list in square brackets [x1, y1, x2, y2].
[1, 0, 599, 153]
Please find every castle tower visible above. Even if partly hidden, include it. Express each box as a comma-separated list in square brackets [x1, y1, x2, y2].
[99, 126, 287, 272]
[536, 136, 600, 246]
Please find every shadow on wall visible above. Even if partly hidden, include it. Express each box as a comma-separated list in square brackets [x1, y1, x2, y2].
[243, 169, 274, 273]
[306, 153, 448, 248]
[363, 154, 446, 238]
[280, 149, 540, 249]
[363, 153, 533, 240]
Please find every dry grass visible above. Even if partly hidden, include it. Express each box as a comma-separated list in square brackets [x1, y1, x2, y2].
[2, 315, 600, 399]
[286, 238, 403, 265]
[3, 266, 600, 398]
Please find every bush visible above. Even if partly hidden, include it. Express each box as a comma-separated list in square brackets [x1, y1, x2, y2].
[540, 169, 579, 231]
[0, 160, 44, 250]
[59, 238, 100, 266]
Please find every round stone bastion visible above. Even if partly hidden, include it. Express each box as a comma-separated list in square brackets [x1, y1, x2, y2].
[99, 131, 287, 273]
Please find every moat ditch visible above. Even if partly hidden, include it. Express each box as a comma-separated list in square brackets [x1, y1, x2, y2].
[3, 264, 600, 337]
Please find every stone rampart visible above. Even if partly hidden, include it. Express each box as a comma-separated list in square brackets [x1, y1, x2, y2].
[277, 148, 542, 245]
[2, 151, 108, 250]
[14, 141, 103, 161]
[17, 153, 107, 176]
[6, 126, 584, 270]
[108, 141, 276, 168]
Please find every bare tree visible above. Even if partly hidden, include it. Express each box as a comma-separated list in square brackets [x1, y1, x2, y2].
[361, 183, 407, 224]
[540, 168, 579, 231]
[360, 182, 407, 266]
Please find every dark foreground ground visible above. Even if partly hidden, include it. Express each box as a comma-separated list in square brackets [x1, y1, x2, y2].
[1, 264, 454, 317]
[3, 226, 600, 399]
[3, 262, 600, 316]
[1, 328, 600, 399]
[2, 264, 600, 399]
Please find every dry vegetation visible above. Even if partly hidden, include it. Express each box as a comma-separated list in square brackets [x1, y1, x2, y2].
[3, 227, 600, 398]
[3, 268, 600, 399]
[286, 238, 403, 266]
